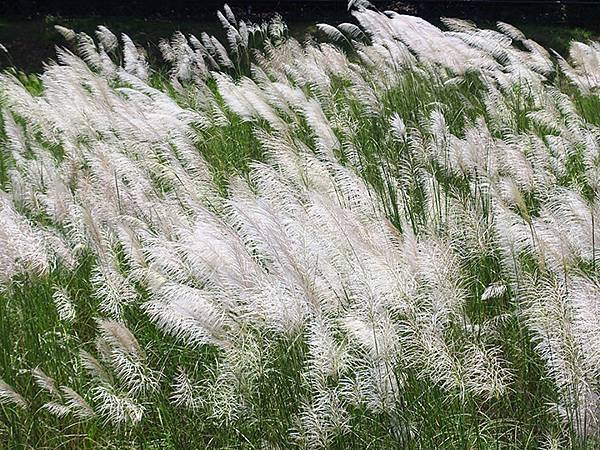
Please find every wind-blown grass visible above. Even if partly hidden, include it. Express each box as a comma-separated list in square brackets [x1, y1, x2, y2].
[0, 2, 599, 448]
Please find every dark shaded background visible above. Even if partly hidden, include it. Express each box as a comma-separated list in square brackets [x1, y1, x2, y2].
[2, 0, 347, 17]
[0, 1, 598, 26]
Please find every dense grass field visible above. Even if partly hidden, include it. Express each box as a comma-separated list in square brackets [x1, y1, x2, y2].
[0, 2, 599, 448]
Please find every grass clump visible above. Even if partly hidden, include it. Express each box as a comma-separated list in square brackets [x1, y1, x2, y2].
[0, 2, 599, 448]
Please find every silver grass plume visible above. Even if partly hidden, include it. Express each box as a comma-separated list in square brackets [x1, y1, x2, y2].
[0, 379, 27, 408]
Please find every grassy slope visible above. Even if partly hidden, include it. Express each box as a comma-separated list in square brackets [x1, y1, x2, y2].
[0, 17, 599, 450]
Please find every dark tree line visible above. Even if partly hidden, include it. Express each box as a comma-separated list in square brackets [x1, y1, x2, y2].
[0, 0, 348, 18]
[1, 0, 598, 28]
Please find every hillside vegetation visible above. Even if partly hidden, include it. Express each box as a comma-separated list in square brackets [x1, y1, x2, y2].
[0, 2, 599, 448]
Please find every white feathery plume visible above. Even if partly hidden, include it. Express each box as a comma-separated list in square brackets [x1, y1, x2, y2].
[496, 22, 526, 41]
[2, 109, 28, 158]
[569, 277, 600, 384]
[558, 41, 600, 93]
[210, 36, 234, 69]
[338, 22, 365, 41]
[96, 26, 118, 52]
[342, 313, 399, 364]
[223, 4, 237, 25]
[523, 274, 599, 437]
[317, 24, 348, 44]
[52, 286, 76, 323]
[54, 25, 77, 41]
[97, 320, 143, 359]
[303, 99, 340, 159]
[306, 318, 348, 384]
[122, 34, 148, 81]
[0, 379, 27, 408]
[76, 32, 104, 71]
[31, 367, 59, 397]
[463, 343, 512, 399]
[442, 18, 477, 33]
[91, 383, 145, 425]
[481, 282, 507, 301]
[43, 402, 72, 418]
[143, 281, 231, 349]
[91, 258, 137, 319]
[170, 367, 202, 410]
[0, 196, 51, 282]
[390, 112, 406, 142]
[294, 388, 350, 449]
[80, 350, 113, 385]
[96, 319, 159, 397]
[60, 386, 96, 419]
[348, 0, 373, 11]
[341, 359, 401, 412]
